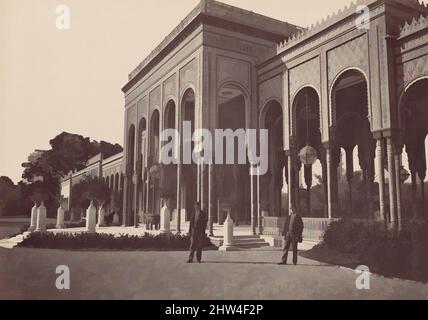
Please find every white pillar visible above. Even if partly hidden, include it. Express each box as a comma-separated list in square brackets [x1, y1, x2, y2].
[36, 202, 47, 232]
[250, 164, 256, 235]
[160, 201, 171, 234]
[375, 139, 386, 221]
[29, 202, 38, 232]
[176, 164, 182, 234]
[113, 211, 120, 225]
[219, 212, 238, 251]
[288, 155, 293, 214]
[56, 206, 65, 229]
[97, 205, 106, 227]
[86, 201, 97, 233]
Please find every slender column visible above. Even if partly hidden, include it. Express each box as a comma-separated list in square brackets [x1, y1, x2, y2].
[287, 155, 294, 214]
[208, 163, 214, 236]
[133, 172, 139, 228]
[326, 148, 333, 219]
[122, 175, 129, 226]
[375, 139, 386, 222]
[257, 164, 261, 230]
[201, 161, 205, 210]
[250, 164, 256, 235]
[394, 151, 402, 230]
[387, 138, 397, 228]
[294, 166, 300, 212]
[197, 159, 201, 202]
[176, 163, 181, 234]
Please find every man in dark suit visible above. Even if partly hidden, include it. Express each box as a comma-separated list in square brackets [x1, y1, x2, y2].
[278, 206, 304, 265]
[187, 202, 208, 263]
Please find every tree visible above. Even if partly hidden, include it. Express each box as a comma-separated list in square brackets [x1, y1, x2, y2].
[70, 177, 111, 212]
[0, 177, 20, 216]
[20, 132, 123, 216]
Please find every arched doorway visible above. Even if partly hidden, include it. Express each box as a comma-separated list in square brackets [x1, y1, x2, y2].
[262, 100, 286, 217]
[331, 69, 373, 218]
[292, 87, 323, 217]
[163, 100, 178, 216]
[125, 124, 136, 226]
[136, 118, 147, 222]
[217, 84, 250, 225]
[181, 89, 197, 221]
[401, 78, 428, 218]
[148, 110, 160, 217]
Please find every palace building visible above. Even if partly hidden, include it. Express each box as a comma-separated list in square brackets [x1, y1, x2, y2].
[62, 0, 428, 242]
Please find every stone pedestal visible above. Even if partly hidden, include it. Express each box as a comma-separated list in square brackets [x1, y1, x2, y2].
[86, 201, 97, 233]
[56, 206, 65, 229]
[36, 202, 47, 232]
[219, 213, 238, 251]
[113, 211, 120, 224]
[160, 204, 171, 234]
[29, 203, 38, 232]
[70, 209, 78, 222]
[181, 208, 187, 224]
[97, 205, 106, 227]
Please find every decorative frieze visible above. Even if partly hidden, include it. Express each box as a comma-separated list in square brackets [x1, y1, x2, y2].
[289, 57, 320, 98]
[217, 56, 250, 90]
[327, 34, 369, 87]
[137, 96, 148, 119]
[149, 86, 161, 112]
[180, 59, 198, 95]
[396, 55, 428, 94]
[163, 74, 177, 103]
[126, 105, 136, 128]
[258, 75, 282, 109]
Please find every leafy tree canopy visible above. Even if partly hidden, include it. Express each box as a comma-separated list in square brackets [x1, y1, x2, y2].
[22, 132, 123, 181]
[0, 176, 21, 216]
[71, 176, 111, 210]
[15, 132, 122, 216]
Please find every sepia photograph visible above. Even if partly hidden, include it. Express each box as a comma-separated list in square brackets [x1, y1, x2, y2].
[1, 0, 428, 309]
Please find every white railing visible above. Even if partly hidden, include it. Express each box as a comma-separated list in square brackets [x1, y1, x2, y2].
[262, 216, 335, 241]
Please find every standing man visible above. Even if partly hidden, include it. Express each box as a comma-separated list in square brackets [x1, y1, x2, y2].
[278, 206, 304, 265]
[187, 202, 208, 263]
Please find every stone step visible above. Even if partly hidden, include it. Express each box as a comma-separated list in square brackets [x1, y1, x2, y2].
[209, 235, 270, 250]
[0, 231, 31, 249]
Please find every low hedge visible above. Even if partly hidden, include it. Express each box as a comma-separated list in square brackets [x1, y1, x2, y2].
[18, 231, 214, 251]
[305, 219, 428, 282]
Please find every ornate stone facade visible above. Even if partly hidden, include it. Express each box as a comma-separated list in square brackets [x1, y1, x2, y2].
[61, 0, 428, 239]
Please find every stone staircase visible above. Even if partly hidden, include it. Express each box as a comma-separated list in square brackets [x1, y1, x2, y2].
[210, 234, 270, 250]
[0, 232, 31, 249]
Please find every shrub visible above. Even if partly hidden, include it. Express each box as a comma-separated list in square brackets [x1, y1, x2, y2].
[18, 232, 214, 251]
[317, 219, 428, 281]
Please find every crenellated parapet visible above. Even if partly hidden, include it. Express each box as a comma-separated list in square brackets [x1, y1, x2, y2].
[277, 0, 428, 54]
[398, 13, 428, 39]
[277, 0, 376, 53]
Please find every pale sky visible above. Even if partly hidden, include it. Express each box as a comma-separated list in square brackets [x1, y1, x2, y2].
[0, 0, 385, 183]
